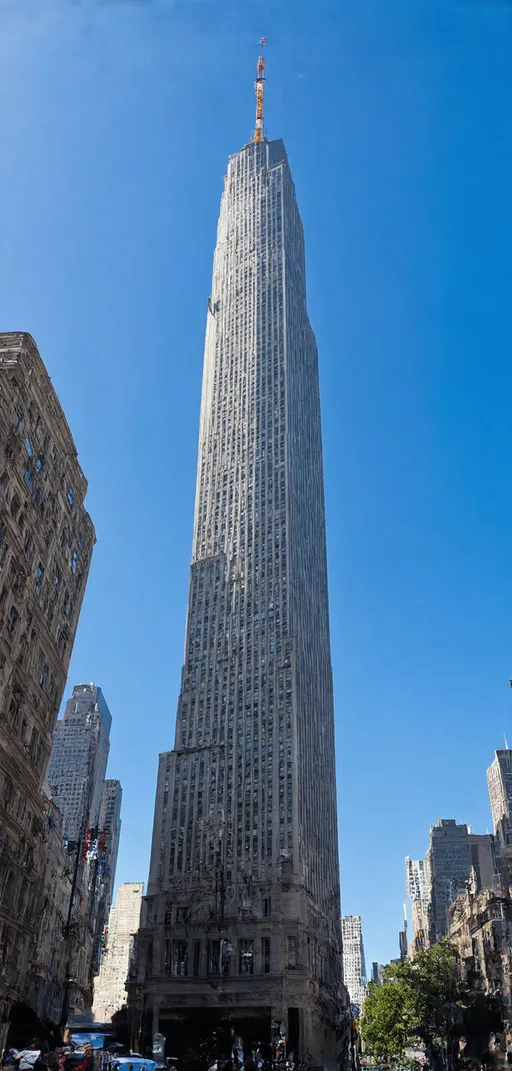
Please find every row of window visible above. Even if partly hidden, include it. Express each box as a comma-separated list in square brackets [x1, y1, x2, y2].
[151, 934, 299, 978]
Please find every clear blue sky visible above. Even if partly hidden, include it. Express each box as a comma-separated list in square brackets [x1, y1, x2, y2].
[1, 0, 512, 969]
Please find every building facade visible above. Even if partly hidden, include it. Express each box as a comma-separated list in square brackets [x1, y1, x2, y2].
[93, 779, 122, 963]
[0, 332, 95, 1039]
[47, 683, 112, 841]
[93, 883, 143, 1023]
[487, 750, 512, 834]
[93, 780, 123, 972]
[426, 820, 472, 944]
[22, 793, 95, 1031]
[405, 858, 430, 950]
[448, 883, 512, 1019]
[341, 917, 366, 1013]
[132, 136, 346, 1067]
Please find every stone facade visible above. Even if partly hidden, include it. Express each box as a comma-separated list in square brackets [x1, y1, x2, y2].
[22, 794, 94, 1030]
[0, 332, 95, 1040]
[130, 138, 347, 1069]
[93, 883, 143, 1023]
[93, 780, 122, 973]
[448, 883, 512, 1018]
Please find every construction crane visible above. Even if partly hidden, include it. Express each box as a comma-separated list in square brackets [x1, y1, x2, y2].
[254, 37, 268, 143]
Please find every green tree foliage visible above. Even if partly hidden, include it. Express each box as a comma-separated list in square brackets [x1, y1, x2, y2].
[361, 943, 500, 1064]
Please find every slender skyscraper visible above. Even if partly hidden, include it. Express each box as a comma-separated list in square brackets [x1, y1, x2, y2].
[341, 916, 366, 1013]
[135, 56, 345, 1067]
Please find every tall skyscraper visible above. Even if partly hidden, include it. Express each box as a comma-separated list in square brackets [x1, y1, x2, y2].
[47, 682, 112, 840]
[93, 883, 143, 1023]
[93, 779, 123, 971]
[487, 749, 512, 833]
[99, 779, 123, 907]
[134, 87, 344, 1066]
[0, 332, 95, 1041]
[426, 819, 472, 944]
[341, 917, 366, 1013]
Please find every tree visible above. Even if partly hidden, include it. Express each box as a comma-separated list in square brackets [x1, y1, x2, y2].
[361, 943, 500, 1067]
[360, 976, 410, 1061]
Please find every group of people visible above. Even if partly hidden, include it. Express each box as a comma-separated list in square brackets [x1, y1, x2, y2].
[3, 1039, 95, 1071]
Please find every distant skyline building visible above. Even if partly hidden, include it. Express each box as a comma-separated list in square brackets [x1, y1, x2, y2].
[133, 122, 345, 1063]
[99, 780, 122, 905]
[47, 682, 112, 840]
[341, 916, 367, 1013]
[93, 779, 123, 971]
[93, 883, 143, 1023]
[426, 819, 472, 943]
[405, 857, 430, 949]
[487, 749, 512, 833]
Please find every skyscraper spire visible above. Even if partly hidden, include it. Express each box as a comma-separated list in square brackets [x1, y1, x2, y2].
[254, 37, 267, 142]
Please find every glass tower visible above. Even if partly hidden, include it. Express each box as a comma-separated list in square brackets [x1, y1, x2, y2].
[138, 137, 345, 1067]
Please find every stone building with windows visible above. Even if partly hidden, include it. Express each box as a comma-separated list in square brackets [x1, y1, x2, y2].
[0, 332, 95, 1041]
[448, 882, 512, 1019]
[93, 883, 143, 1023]
[93, 780, 123, 971]
[130, 133, 347, 1067]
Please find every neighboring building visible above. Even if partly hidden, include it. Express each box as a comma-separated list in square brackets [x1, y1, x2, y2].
[47, 682, 112, 840]
[47, 687, 122, 996]
[426, 820, 472, 944]
[487, 749, 512, 833]
[22, 793, 95, 1029]
[405, 858, 430, 950]
[468, 833, 496, 893]
[93, 780, 123, 968]
[93, 883, 143, 1023]
[341, 917, 366, 1012]
[370, 963, 384, 986]
[131, 115, 346, 1065]
[0, 332, 95, 1041]
[448, 882, 512, 1018]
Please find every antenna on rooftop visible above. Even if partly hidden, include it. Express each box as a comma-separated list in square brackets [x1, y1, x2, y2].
[254, 38, 268, 143]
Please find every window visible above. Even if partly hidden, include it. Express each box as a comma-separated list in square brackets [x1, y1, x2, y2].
[286, 936, 298, 968]
[262, 937, 270, 974]
[193, 941, 201, 977]
[239, 939, 254, 975]
[208, 940, 220, 976]
[263, 896, 271, 917]
[173, 941, 188, 976]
